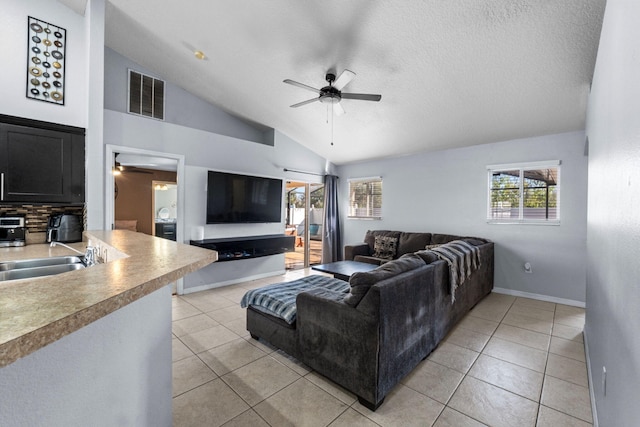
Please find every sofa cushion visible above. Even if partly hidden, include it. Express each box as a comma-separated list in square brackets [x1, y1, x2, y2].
[345, 253, 426, 307]
[463, 237, 488, 246]
[431, 233, 462, 244]
[397, 232, 432, 256]
[415, 250, 439, 264]
[364, 230, 401, 253]
[241, 275, 350, 324]
[353, 255, 385, 265]
[372, 235, 398, 260]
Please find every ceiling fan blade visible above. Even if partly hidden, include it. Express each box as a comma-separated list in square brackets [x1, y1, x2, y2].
[333, 69, 355, 90]
[122, 167, 153, 174]
[341, 93, 382, 102]
[333, 102, 345, 116]
[290, 97, 320, 108]
[283, 79, 321, 94]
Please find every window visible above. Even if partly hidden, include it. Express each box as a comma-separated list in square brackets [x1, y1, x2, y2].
[348, 177, 382, 219]
[487, 161, 560, 224]
[128, 70, 164, 120]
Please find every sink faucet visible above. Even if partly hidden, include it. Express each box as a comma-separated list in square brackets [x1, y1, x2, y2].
[50, 242, 98, 267]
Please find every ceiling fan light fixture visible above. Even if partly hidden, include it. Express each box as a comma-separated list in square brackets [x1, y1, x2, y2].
[320, 94, 340, 104]
[112, 161, 123, 175]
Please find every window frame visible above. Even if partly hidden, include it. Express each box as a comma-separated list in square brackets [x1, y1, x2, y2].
[486, 160, 561, 225]
[347, 176, 383, 220]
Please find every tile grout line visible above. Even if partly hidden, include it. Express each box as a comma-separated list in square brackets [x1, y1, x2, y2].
[172, 287, 591, 426]
[429, 296, 516, 426]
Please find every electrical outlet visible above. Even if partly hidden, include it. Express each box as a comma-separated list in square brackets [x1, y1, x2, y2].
[602, 366, 607, 396]
[524, 262, 532, 274]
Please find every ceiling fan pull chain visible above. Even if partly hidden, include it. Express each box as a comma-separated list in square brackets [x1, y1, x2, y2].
[331, 108, 334, 146]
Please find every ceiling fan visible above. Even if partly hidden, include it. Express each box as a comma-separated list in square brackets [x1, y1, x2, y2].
[283, 69, 381, 116]
[114, 153, 153, 174]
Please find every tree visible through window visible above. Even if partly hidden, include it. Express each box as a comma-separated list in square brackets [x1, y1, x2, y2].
[348, 177, 382, 219]
[488, 162, 560, 223]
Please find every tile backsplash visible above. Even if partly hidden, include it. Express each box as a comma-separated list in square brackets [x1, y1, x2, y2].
[0, 204, 85, 233]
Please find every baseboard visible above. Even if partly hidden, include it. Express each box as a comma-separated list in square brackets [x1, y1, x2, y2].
[179, 269, 286, 295]
[492, 287, 586, 308]
[583, 329, 599, 427]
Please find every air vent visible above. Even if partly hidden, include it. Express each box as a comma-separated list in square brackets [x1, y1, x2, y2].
[128, 70, 164, 120]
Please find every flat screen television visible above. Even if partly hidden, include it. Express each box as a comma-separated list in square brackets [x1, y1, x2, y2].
[206, 171, 283, 224]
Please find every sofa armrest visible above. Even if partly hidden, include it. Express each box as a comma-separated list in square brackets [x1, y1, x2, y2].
[353, 264, 437, 400]
[344, 243, 370, 260]
[296, 289, 379, 403]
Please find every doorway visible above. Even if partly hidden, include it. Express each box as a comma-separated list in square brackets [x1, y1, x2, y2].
[152, 181, 178, 240]
[285, 181, 324, 270]
[114, 166, 177, 236]
[105, 145, 186, 293]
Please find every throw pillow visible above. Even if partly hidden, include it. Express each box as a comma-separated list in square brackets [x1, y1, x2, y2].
[372, 235, 398, 260]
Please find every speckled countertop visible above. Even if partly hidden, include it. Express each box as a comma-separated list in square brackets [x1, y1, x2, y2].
[0, 230, 217, 368]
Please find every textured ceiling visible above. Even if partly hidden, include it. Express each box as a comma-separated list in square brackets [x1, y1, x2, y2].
[101, 0, 605, 165]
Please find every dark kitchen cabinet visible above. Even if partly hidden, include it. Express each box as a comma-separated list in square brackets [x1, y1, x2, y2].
[0, 115, 85, 204]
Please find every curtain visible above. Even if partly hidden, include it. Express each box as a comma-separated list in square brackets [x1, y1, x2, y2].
[322, 175, 342, 263]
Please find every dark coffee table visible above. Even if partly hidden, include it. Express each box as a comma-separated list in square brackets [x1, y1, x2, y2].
[312, 260, 379, 281]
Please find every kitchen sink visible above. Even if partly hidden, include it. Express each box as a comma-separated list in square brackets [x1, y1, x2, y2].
[0, 256, 84, 271]
[0, 256, 86, 282]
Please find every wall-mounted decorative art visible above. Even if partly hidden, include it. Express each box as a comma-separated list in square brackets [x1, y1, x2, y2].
[26, 16, 66, 105]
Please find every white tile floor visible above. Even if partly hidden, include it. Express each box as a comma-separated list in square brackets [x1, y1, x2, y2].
[172, 269, 592, 426]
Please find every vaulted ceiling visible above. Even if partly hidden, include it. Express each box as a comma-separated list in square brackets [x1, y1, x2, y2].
[96, 1, 606, 164]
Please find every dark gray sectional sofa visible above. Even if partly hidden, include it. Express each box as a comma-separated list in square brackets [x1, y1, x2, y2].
[245, 230, 494, 410]
[345, 229, 488, 265]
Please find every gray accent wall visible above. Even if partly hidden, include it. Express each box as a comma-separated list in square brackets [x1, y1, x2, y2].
[585, 0, 640, 425]
[337, 131, 589, 304]
[104, 47, 272, 145]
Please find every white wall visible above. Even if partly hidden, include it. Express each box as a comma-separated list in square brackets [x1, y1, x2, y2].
[85, 0, 106, 230]
[0, 286, 173, 427]
[585, 0, 640, 425]
[0, 0, 89, 127]
[338, 131, 589, 304]
[155, 184, 178, 219]
[103, 110, 331, 290]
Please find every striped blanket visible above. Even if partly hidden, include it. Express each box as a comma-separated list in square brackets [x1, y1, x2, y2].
[428, 240, 482, 303]
[240, 275, 350, 324]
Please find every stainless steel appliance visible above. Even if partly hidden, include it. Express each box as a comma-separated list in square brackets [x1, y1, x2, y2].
[0, 216, 26, 247]
[46, 213, 83, 243]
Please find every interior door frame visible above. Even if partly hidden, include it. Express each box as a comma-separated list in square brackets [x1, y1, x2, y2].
[104, 144, 186, 293]
[151, 180, 177, 236]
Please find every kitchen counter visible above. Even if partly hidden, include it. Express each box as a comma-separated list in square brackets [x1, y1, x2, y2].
[0, 230, 217, 368]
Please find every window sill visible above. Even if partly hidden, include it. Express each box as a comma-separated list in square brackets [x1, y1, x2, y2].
[487, 219, 560, 226]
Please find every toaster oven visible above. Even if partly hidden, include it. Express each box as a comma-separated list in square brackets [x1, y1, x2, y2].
[0, 216, 26, 247]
